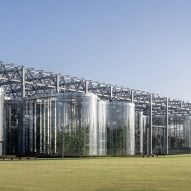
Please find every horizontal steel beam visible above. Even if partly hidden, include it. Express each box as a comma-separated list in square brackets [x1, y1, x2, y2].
[0, 61, 191, 116]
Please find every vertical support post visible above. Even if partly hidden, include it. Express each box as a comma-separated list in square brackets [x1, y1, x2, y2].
[110, 86, 113, 101]
[131, 90, 134, 103]
[20, 66, 25, 155]
[49, 99, 52, 154]
[21, 67, 25, 99]
[146, 123, 149, 156]
[61, 126, 64, 159]
[55, 75, 59, 155]
[53, 100, 57, 154]
[34, 101, 37, 153]
[139, 112, 143, 155]
[85, 81, 89, 94]
[29, 101, 33, 152]
[180, 101, 183, 109]
[56, 74, 60, 93]
[43, 100, 46, 154]
[149, 93, 153, 155]
[39, 102, 42, 153]
[0, 89, 4, 157]
[8, 108, 11, 154]
[47, 99, 50, 155]
[166, 97, 169, 155]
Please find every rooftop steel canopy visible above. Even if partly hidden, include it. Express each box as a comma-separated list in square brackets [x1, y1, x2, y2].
[0, 61, 190, 116]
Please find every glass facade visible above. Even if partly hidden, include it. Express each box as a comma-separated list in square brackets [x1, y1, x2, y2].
[135, 112, 146, 155]
[183, 116, 191, 148]
[2, 91, 191, 157]
[107, 102, 135, 156]
[168, 116, 185, 154]
[3, 93, 136, 156]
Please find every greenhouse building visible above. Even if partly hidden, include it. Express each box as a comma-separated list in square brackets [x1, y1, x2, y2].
[0, 62, 191, 157]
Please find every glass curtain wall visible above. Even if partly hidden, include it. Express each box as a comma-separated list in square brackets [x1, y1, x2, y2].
[4, 99, 23, 155]
[168, 116, 184, 154]
[135, 112, 145, 155]
[152, 115, 166, 154]
[107, 102, 135, 156]
[19, 93, 107, 156]
[183, 116, 191, 149]
[4, 92, 136, 157]
[56, 93, 101, 156]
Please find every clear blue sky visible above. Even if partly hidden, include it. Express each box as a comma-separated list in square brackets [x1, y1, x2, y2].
[1, 0, 191, 101]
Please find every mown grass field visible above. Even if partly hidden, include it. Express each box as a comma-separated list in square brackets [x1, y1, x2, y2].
[0, 155, 191, 191]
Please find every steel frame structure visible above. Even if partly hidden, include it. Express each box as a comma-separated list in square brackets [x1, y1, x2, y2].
[0, 61, 191, 155]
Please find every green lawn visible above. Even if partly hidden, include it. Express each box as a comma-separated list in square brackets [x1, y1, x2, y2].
[0, 155, 191, 191]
